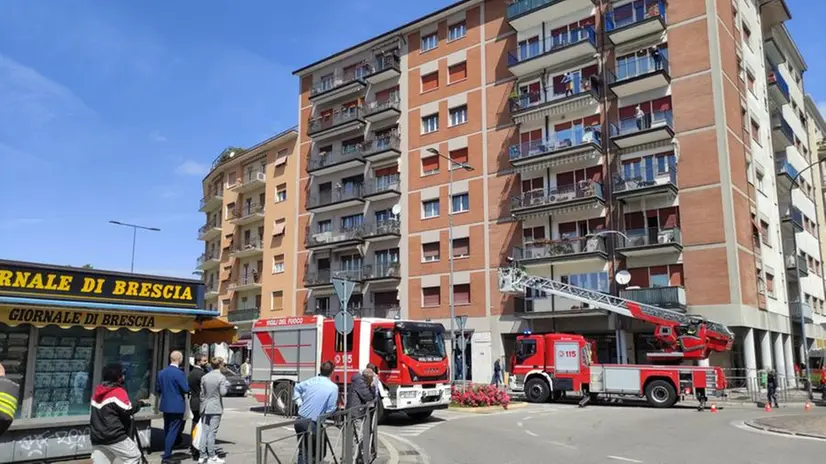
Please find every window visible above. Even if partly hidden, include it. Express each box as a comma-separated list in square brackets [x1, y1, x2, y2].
[272, 291, 284, 311]
[750, 119, 760, 144]
[317, 219, 332, 233]
[101, 330, 155, 404]
[448, 62, 467, 83]
[650, 269, 670, 288]
[756, 172, 764, 193]
[340, 214, 364, 230]
[276, 184, 287, 202]
[423, 199, 440, 218]
[449, 105, 468, 126]
[272, 254, 285, 273]
[421, 72, 439, 92]
[34, 326, 97, 418]
[766, 273, 775, 297]
[561, 272, 609, 293]
[747, 72, 755, 94]
[742, 23, 752, 48]
[421, 32, 438, 52]
[452, 193, 469, 213]
[448, 21, 466, 41]
[453, 238, 470, 258]
[422, 155, 440, 175]
[423, 242, 441, 262]
[422, 114, 439, 134]
[523, 226, 545, 242]
[423, 287, 441, 307]
[453, 284, 471, 305]
[449, 148, 468, 169]
[759, 220, 770, 246]
[273, 218, 286, 236]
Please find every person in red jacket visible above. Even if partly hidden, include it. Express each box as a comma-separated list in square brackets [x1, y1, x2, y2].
[820, 366, 826, 401]
[90, 364, 148, 464]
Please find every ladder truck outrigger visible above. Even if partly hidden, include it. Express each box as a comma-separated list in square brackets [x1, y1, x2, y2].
[499, 267, 734, 409]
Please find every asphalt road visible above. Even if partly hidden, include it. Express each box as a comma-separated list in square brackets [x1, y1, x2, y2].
[379, 402, 826, 464]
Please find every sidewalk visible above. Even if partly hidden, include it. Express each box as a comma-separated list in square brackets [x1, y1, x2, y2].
[746, 412, 826, 440]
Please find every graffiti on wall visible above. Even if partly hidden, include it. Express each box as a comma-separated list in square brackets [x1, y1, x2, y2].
[0, 423, 149, 462]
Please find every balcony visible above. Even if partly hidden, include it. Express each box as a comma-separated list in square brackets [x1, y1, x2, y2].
[199, 191, 223, 212]
[605, 0, 666, 45]
[306, 184, 365, 213]
[616, 228, 683, 257]
[358, 304, 401, 319]
[363, 99, 401, 123]
[363, 134, 401, 162]
[610, 112, 674, 149]
[515, 294, 606, 318]
[767, 67, 791, 107]
[507, 0, 598, 31]
[363, 175, 401, 201]
[507, 26, 597, 77]
[229, 204, 265, 225]
[227, 307, 261, 324]
[306, 225, 365, 250]
[363, 262, 401, 282]
[198, 221, 222, 241]
[510, 181, 604, 218]
[231, 170, 267, 194]
[307, 146, 366, 176]
[781, 206, 803, 232]
[759, 0, 791, 34]
[508, 131, 602, 171]
[785, 253, 808, 279]
[364, 52, 401, 85]
[204, 284, 219, 299]
[310, 67, 368, 105]
[771, 116, 794, 151]
[229, 275, 261, 292]
[620, 286, 686, 311]
[514, 236, 607, 267]
[509, 82, 600, 125]
[764, 37, 785, 68]
[608, 55, 670, 98]
[307, 107, 365, 140]
[229, 237, 264, 259]
[775, 157, 799, 190]
[613, 169, 677, 201]
[790, 301, 813, 323]
[363, 219, 401, 241]
[196, 252, 220, 270]
[305, 268, 364, 288]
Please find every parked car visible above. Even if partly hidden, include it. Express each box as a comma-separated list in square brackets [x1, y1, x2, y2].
[221, 366, 249, 396]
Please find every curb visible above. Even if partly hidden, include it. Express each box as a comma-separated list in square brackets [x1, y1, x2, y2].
[380, 432, 429, 464]
[744, 420, 826, 441]
[448, 402, 528, 414]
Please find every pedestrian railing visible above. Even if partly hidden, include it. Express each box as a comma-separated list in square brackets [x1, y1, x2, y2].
[256, 400, 380, 464]
[720, 368, 815, 405]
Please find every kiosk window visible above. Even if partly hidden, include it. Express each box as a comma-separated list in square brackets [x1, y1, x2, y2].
[33, 326, 97, 418]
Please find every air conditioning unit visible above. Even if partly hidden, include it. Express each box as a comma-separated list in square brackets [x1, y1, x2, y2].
[658, 230, 674, 243]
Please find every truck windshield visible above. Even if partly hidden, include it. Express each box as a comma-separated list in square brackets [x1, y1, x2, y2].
[399, 330, 446, 360]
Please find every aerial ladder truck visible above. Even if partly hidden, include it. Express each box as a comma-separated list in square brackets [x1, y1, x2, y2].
[498, 267, 734, 409]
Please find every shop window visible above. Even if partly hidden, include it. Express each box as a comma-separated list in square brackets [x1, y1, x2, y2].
[0, 325, 29, 418]
[33, 326, 97, 418]
[102, 329, 155, 400]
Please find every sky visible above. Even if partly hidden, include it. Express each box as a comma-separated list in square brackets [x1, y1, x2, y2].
[0, 0, 824, 278]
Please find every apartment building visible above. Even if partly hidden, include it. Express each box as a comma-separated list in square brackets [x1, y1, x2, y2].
[291, 0, 824, 382]
[197, 128, 299, 339]
[804, 94, 826, 345]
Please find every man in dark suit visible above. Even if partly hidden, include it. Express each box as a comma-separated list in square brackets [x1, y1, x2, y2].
[187, 354, 207, 460]
[156, 351, 189, 463]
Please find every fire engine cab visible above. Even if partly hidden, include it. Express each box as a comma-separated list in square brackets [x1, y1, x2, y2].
[250, 315, 451, 420]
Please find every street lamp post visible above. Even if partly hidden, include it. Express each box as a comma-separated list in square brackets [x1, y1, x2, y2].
[108, 221, 161, 273]
[426, 148, 473, 382]
[587, 230, 630, 364]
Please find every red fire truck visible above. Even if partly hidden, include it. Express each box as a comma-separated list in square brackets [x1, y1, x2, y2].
[250, 315, 451, 420]
[499, 267, 733, 408]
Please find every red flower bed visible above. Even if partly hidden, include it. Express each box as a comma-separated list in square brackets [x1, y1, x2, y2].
[450, 384, 511, 408]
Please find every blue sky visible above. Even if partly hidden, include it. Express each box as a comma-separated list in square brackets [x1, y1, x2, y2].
[0, 0, 824, 278]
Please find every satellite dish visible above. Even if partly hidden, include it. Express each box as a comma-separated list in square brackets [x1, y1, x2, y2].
[615, 270, 631, 285]
[391, 204, 401, 215]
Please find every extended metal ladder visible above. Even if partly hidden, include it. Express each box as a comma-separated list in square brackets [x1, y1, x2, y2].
[498, 267, 733, 338]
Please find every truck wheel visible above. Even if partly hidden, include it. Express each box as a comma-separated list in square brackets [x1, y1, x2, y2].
[551, 390, 564, 402]
[270, 382, 293, 415]
[645, 380, 677, 408]
[407, 411, 433, 421]
[525, 377, 551, 403]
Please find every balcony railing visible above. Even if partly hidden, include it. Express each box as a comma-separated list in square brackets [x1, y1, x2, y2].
[363, 219, 401, 237]
[364, 175, 400, 195]
[782, 206, 803, 227]
[199, 191, 223, 210]
[306, 184, 364, 209]
[609, 55, 669, 83]
[771, 115, 794, 143]
[306, 267, 364, 286]
[509, 129, 602, 162]
[358, 304, 401, 318]
[618, 227, 682, 248]
[198, 221, 221, 238]
[507, 0, 564, 18]
[307, 106, 364, 135]
[227, 307, 260, 323]
[785, 254, 808, 274]
[507, 26, 596, 67]
[230, 237, 264, 254]
[370, 53, 400, 75]
[509, 80, 600, 113]
[204, 283, 219, 295]
[605, 0, 666, 32]
[613, 169, 676, 194]
[311, 68, 369, 97]
[196, 252, 220, 268]
[511, 181, 604, 210]
[775, 158, 799, 179]
[363, 262, 401, 280]
[790, 301, 813, 323]
[363, 134, 400, 157]
[364, 98, 400, 117]
[619, 286, 686, 310]
[307, 146, 365, 172]
[611, 111, 674, 137]
[241, 170, 266, 185]
[230, 203, 264, 220]
[229, 275, 261, 290]
[306, 225, 366, 247]
[767, 66, 790, 101]
[519, 236, 606, 260]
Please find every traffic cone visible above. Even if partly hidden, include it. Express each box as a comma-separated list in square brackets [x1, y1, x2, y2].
[710, 403, 718, 413]
[804, 402, 813, 411]
[764, 403, 772, 412]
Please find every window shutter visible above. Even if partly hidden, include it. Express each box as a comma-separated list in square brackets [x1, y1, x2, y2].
[583, 115, 601, 127]
[375, 166, 398, 176]
[448, 62, 467, 82]
[422, 156, 440, 172]
[453, 238, 470, 256]
[585, 166, 603, 182]
[532, 227, 546, 240]
[423, 242, 440, 259]
[453, 284, 471, 305]
[659, 207, 680, 228]
[669, 264, 684, 286]
[628, 268, 649, 287]
[558, 222, 578, 236]
[422, 72, 439, 92]
[450, 148, 469, 164]
[556, 172, 575, 187]
[423, 287, 441, 306]
[624, 212, 645, 229]
[618, 105, 637, 119]
[652, 96, 672, 112]
[552, 75, 566, 94]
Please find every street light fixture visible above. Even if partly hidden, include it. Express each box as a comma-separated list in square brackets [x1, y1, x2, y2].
[108, 220, 161, 273]
[426, 147, 473, 382]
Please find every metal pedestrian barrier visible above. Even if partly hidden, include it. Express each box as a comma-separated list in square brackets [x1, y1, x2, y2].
[256, 400, 380, 464]
[721, 368, 815, 404]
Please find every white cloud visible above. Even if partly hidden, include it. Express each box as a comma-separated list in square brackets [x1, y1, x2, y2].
[175, 160, 209, 176]
[149, 130, 167, 142]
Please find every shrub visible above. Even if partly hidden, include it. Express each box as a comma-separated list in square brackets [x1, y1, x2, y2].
[450, 384, 511, 408]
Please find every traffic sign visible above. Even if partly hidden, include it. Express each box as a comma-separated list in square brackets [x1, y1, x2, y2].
[332, 278, 355, 308]
[334, 310, 354, 334]
[455, 315, 468, 331]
